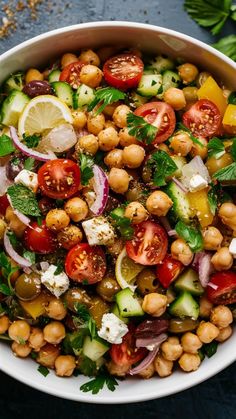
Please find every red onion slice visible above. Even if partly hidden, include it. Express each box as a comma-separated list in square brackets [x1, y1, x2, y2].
[10, 126, 57, 162]
[192, 251, 214, 288]
[0, 166, 13, 196]
[129, 334, 168, 375]
[4, 230, 32, 268]
[90, 165, 109, 216]
[207, 281, 218, 290]
[172, 177, 188, 193]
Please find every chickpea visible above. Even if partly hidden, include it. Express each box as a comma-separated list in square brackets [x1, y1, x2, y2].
[178, 353, 201, 372]
[107, 238, 124, 256]
[72, 110, 87, 130]
[5, 206, 26, 238]
[97, 46, 118, 62]
[8, 320, 30, 343]
[96, 276, 120, 302]
[146, 191, 173, 217]
[98, 127, 120, 151]
[163, 88, 186, 110]
[171, 239, 193, 266]
[106, 360, 130, 377]
[78, 49, 100, 66]
[119, 127, 138, 147]
[196, 321, 219, 343]
[57, 225, 83, 250]
[43, 321, 66, 345]
[211, 247, 233, 271]
[170, 131, 193, 156]
[0, 218, 6, 241]
[154, 354, 173, 377]
[104, 120, 117, 130]
[178, 63, 199, 84]
[142, 293, 168, 317]
[112, 105, 130, 128]
[199, 295, 213, 318]
[61, 53, 77, 68]
[64, 197, 88, 222]
[122, 144, 145, 169]
[210, 305, 233, 329]
[183, 86, 198, 103]
[87, 112, 106, 135]
[203, 226, 223, 251]
[161, 336, 183, 361]
[103, 102, 119, 117]
[25, 68, 43, 84]
[219, 202, 236, 233]
[80, 65, 103, 88]
[45, 209, 70, 232]
[157, 143, 171, 154]
[181, 332, 202, 354]
[36, 343, 60, 368]
[138, 362, 155, 379]
[29, 328, 46, 352]
[55, 355, 76, 377]
[46, 299, 67, 320]
[216, 325, 233, 342]
[12, 341, 32, 358]
[206, 153, 233, 176]
[108, 168, 130, 194]
[190, 137, 208, 160]
[76, 134, 99, 156]
[196, 71, 211, 88]
[124, 202, 148, 224]
[104, 149, 124, 168]
[0, 315, 10, 334]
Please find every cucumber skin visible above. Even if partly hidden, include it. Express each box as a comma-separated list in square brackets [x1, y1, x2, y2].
[137, 74, 162, 97]
[174, 268, 204, 296]
[169, 291, 199, 320]
[82, 336, 109, 362]
[48, 69, 61, 83]
[73, 84, 95, 109]
[164, 181, 193, 224]
[51, 81, 73, 107]
[0, 89, 30, 127]
[115, 288, 144, 317]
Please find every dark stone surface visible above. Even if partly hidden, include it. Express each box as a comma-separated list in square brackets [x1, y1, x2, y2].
[0, 0, 235, 417]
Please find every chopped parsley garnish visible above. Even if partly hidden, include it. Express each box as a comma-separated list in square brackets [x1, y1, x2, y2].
[202, 341, 218, 358]
[80, 373, 119, 395]
[0, 134, 15, 156]
[177, 123, 204, 147]
[207, 184, 218, 215]
[7, 231, 18, 247]
[74, 303, 91, 322]
[212, 35, 236, 62]
[110, 207, 134, 240]
[213, 162, 236, 182]
[127, 112, 157, 145]
[175, 220, 204, 252]
[87, 87, 126, 114]
[78, 355, 97, 377]
[24, 157, 35, 170]
[147, 150, 177, 186]
[207, 137, 225, 159]
[23, 133, 41, 148]
[54, 263, 64, 275]
[0, 252, 17, 295]
[79, 153, 94, 186]
[228, 91, 236, 105]
[7, 184, 41, 216]
[37, 365, 50, 377]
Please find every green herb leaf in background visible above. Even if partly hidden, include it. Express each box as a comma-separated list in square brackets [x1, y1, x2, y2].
[0, 134, 15, 156]
[207, 137, 225, 159]
[7, 184, 41, 216]
[127, 112, 158, 145]
[147, 150, 177, 186]
[175, 220, 204, 252]
[88, 87, 126, 114]
[212, 35, 236, 61]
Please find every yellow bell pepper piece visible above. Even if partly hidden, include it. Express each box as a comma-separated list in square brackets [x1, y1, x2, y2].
[20, 291, 52, 319]
[188, 188, 213, 228]
[197, 76, 227, 116]
[223, 104, 236, 127]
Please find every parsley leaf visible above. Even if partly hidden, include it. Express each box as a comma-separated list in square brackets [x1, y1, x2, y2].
[202, 341, 218, 358]
[0, 134, 15, 156]
[54, 263, 64, 275]
[228, 92, 236, 105]
[75, 303, 91, 322]
[110, 207, 134, 240]
[78, 355, 97, 376]
[7, 231, 18, 247]
[80, 374, 119, 395]
[0, 283, 13, 296]
[175, 220, 204, 252]
[127, 112, 157, 145]
[37, 365, 50, 377]
[184, 0, 233, 35]
[207, 184, 218, 215]
[177, 123, 204, 147]
[79, 154, 94, 186]
[23, 250, 36, 265]
[0, 252, 17, 294]
[23, 133, 41, 148]
[213, 162, 236, 182]
[147, 150, 177, 186]
[212, 35, 236, 61]
[7, 184, 41, 216]
[24, 157, 35, 170]
[207, 137, 225, 159]
[88, 87, 126, 114]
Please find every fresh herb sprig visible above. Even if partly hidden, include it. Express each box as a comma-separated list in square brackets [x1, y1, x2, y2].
[79, 154, 94, 186]
[213, 162, 236, 182]
[23, 133, 41, 148]
[175, 220, 204, 252]
[127, 112, 158, 145]
[0, 134, 15, 157]
[228, 91, 236, 105]
[110, 207, 134, 240]
[147, 150, 178, 187]
[24, 157, 35, 170]
[7, 184, 41, 217]
[0, 252, 17, 295]
[80, 373, 119, 395]
[207, 137, 225, 159]
[88, 87, 126, 115]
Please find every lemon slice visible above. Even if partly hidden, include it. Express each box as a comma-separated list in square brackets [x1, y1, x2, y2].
[18, 95, 73, 136]
[115, 247, 144, 292]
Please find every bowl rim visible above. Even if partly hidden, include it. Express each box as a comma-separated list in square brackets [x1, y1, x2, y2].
[0, 21, 236, 404]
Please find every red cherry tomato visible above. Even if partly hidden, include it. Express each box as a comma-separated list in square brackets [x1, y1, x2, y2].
[135, 102, 176, 144]
[156, 255, 183, 288]
[207, 271, 236, 305]
[182, 99, 221, 138]
[59, 61, 84, 89]
[65, 243, 106, 284]
[24, 221, 57, 254]
[0, 194, 9, 215]
[38, 159, 80, 199]
[103, 53, 144, 90]
[110, 327, 147, 367]
[126, 221, 168, 266]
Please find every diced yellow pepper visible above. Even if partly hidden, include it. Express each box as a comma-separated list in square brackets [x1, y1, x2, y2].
[197, 76, 227, 116]
[188, 188, 213, 228]
[19, 291, 52, 319]
[223, 104, 236, 127]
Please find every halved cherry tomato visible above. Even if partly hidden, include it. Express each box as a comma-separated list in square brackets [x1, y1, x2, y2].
[0, 194, 9, 215]
[59, 61, 84, 89]
[182, 99, 221, 138]
[65, 243, 106, 284]
[207, 271, 236, 305]
[110, 327, 147, 367]
[103, 53, 144, 90]
[126, 221, 168, 265]
[24, 221, 57, 254]
[135, 102, 176, 144]
[38, 159, 80, 199]
[156, 255, 183, 288]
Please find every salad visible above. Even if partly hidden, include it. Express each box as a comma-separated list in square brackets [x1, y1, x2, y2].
[0, 46, 236, 394]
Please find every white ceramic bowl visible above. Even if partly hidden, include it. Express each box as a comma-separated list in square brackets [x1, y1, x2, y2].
[0, 21, 236, 404]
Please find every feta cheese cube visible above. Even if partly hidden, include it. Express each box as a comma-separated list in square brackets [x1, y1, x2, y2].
[189, 174, 208, 192]
[229, 238, 236, 258]
[82, 216, 115, 246]
[41, 264, 69, 297]
[15, 169, 38, 192]
[98, 313, 128, 344]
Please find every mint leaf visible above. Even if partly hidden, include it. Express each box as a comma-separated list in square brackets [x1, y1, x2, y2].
[207, 137, 225, 159]
[88, 87, 126, 114]
[213, 162, 236, 182]
[24, 157, 35, 170]
[147, 150, 177, 186]
[0, 134, 15, 157]
[127, 112, 157, 145]
[230, 138, 236, 161]
[7, 184, 41, 216]
[23, 250, 36, 264]
[175, 220, 204, 252]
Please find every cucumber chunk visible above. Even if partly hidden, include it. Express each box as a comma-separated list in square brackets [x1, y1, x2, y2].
[175, 268, 204, 296]
[162, 70, 181, 92]
[170, 156, 187, 178]
[149, 55, 175, 74]
[3, 72, 24, 94]
[169, 291, 199, 320]
[137, 74, 162, 97]
[51, 81, 73, 107]
[115, 288, 144, 317]
[112, 304, 129, 324]
[48, 69, 61, 83]
[73, 84, 95, 109]
[82, 336, 109, 362]
[164, 180, 193, 224]
[0, 90, 30, 127]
